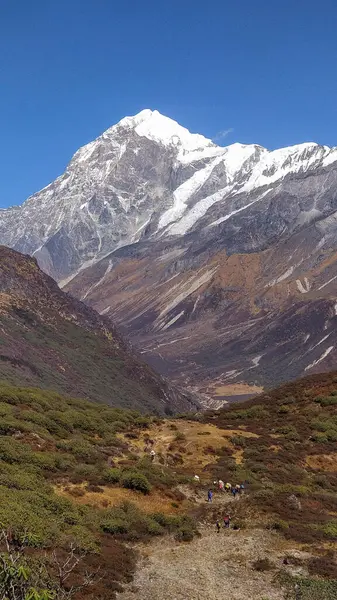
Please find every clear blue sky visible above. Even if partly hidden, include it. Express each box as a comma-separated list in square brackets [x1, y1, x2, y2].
[1, 0, 337, 208]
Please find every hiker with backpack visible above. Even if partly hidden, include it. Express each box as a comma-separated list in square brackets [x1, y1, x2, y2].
[224, 515, 231, 528]
[208, 489, 213, 503]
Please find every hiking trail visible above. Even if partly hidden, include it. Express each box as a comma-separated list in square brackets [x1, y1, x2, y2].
[116, 490, 303, 600]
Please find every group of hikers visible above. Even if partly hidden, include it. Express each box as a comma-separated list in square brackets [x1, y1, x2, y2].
[207, 480, 245, 502]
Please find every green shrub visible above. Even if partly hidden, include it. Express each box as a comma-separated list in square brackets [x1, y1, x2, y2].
[285, 430, 300, 441]
[144, 518, 164, 536]
[174, 525, 195, 542]
[230, 435, 246, 447]
[151, 513, 197, 541]
[278, 405, 291, 414]
[228, 405, 268, 420]
[100, 502, 176, 540]
[326, 429, 337, 442]
[103, 468, 121, 484]
[71, 463, 100, 482]
[314, 395, 337, 406]
[0, 464, 47, 492]
[322, 521, 337, 539]
[133, 458, 180, 488]
[0, 402, 14, 416]
[276, 425, 297, 435]
[278, 573, 337, 600]
[101, 518, 129, 535]
[121, 471, 151, 494]
[311, 432, 328, 443]
[134, 416, 151, 429]
[269, 519, 289, 531]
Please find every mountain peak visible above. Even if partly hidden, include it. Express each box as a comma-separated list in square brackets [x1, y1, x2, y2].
[112, 109, 215, 152]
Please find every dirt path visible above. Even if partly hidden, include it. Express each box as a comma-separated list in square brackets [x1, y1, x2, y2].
[117, 525, 287, 600]
[116, 491, 291, 600]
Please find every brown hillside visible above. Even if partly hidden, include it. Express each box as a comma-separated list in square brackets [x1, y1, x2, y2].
[0, 246, 198, 414]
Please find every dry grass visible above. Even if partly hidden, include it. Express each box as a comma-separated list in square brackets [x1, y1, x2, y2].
[306, 454, 337, 472]
[233, 448, 244, 465]
[56, 483, 191, 514]
[269, 445, 281, 453]
[117, 421, 258, 475]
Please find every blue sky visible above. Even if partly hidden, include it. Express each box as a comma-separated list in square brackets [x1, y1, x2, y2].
[1, 0, 337, 208]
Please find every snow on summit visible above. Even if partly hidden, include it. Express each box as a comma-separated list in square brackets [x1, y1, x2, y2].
[2, 107, 337, 283]
[117, 109, 215, 153]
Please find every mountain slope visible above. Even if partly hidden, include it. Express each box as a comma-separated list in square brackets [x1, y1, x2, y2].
[0, 246, 198, 414]
[2, 109, 337, 394]
[66, 219, 337, 397]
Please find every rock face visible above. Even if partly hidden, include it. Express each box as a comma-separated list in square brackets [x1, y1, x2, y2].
[0, 246, 198, 414]
[2, 109, 337, 394]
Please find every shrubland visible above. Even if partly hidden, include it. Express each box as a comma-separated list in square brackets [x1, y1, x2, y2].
[0, 383, 196, 599]
[0, 370, 336, 598]
[202, 370, 337, 588]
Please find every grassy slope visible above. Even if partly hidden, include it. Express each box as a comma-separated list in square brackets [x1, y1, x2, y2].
[0, 246, 197, 414]
[0, 373, 335, 598]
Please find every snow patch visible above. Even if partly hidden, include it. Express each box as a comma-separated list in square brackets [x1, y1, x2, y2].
[162, 310, 185, 330]
[296, 277, 310, 293]
[318, 274, 337, 290]
[251, 355, 262, 367]
[305, 346, 334, 371]
[156, 267, 218, 326]
[168, 187, 229, 235]
[81, 260, 113, 301]
[191, 295, 201, 315]
[266, 266, 294, 288]
[310, 334, 331, 351]
[209, 189, 271, 229]
[322, 148, 337, 167]
[157, 155, 225, 231]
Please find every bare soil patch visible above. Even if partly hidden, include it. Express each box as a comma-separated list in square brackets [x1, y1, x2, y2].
[116, 527, 292, 600]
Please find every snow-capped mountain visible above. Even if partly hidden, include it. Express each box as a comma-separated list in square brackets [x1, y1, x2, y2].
[3, 109, 337, 400]
[2, 109, 337, 283]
